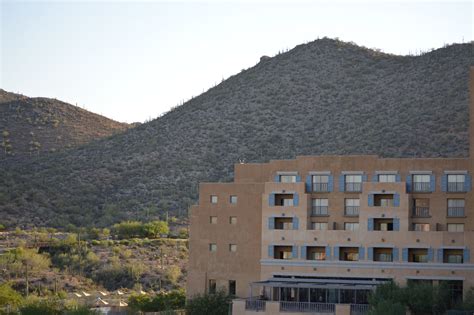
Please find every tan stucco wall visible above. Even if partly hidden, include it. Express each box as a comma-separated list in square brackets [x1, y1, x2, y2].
[187, 182, 264, 298]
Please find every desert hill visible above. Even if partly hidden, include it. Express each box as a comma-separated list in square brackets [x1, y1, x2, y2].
[0, 91, 130, 158]
[1, 38, 472, 227]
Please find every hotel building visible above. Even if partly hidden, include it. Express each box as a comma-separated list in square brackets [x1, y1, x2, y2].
[187, 68, 474, 314]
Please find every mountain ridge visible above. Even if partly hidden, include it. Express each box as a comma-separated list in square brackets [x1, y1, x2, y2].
[0, 91, 130, 159]
[1, 38, 472, 227]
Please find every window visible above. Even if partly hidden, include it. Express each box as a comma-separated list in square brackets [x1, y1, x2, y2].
[447, 199, 465, 217]
[413, 198, 430, 217]
[413, 223, 430, 232]
[379, 174, 397, 183]
[274, 246, 293, 259]
[311, 252, 325, 260]
[275, 217, 293, 230]
[374, 219, 394, 231]
[345, 175, 362, 192]
[280, 175, 297, 183]
[311, 198, 328, 216]
[230, 195, 238, 204]
[408, 249, 428, 263]
[339, 247, 359, 261]
[447, 175, 465, 192]
[413, 174, 431, 192]
[444, 249, 463, 264]
[447, 224, 464, 232]
[229, 216, 237, 224]
[311, 222, 328, 230]
[208, 279, 216, 294]
[312, 175, 329, 192]
[344, 222, 359, 231]
[275, 194, 294, 206]
[374, 248, 393, 262]
[210, 216, 217, 224]
[210, 195, 218, 204]
[307, 246, 326, 260]
[345, 199, 360, 216]
[374, 194, 394, 207]
[229, 280, 236, 296]
[209, 243, 217, 252]
[229, 244, 237, 252]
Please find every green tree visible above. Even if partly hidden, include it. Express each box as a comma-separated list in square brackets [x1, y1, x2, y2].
[19, 297, 62, 315]
[165, 266, 182, 286]
[178, 228, 188, 239]
[0, 282, 23, 312]
[405, 282, 449, 314]
[64, 306, 101, 315]
[461, 287, 474, 310]
[186, 290, 231, 315]
[112, 221, 144, 239]
[4, 248, 50, 297]
[128, 289, 185, 312]
[143, 220, 169, 238]
[127, 262, 146, 289]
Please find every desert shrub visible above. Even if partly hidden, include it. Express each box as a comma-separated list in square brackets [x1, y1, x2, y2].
[128, 289, 185, 312]
[19, 297, 63, 315]
[186, 290, 231, 315]
[64, 306, 101, 315]
[0, 282, 23, 311]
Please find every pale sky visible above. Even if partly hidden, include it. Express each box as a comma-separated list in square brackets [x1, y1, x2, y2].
[1, 0, 472, 123]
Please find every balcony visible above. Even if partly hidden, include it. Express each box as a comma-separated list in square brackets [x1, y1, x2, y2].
[312, 183, 329, 192]
[413, 182, 431, 192]
[447, 207, 465, 217]
[443, 249, 464, 264]
[280, 301, 335, 313]
[274, 246, 293, 260]
[344, 206, 360, 217]
[306, 246, 326, 261]
[374, 219, 394, 231]
[311, 206, 328, 216]
[339, 247, 359, 262]
[245, 299, 266, 311]
[275, 194, 294, 207]
[345, 182, 362, 192]
[351, 304, 370, 315]
[448, 182, 465, 192]
[412, 207, 430, 217]
[408, 249, 428, 263]
[374, 253, 392, 262]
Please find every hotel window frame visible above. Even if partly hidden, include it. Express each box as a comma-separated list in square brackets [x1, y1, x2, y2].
[447, 174, 466, 192]
[311, 222, 328, 231]
[378, 174, 397, 183]
[209, 243, 217, 252]
[447, 223, 464, 232]
[312, 175, 329, 192]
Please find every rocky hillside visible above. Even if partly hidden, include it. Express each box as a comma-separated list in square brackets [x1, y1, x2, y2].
[0, 91, 130, 158]
[1, 38, 472, 227]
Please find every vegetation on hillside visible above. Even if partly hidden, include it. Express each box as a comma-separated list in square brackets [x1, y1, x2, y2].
[0, 223, 187, 300]
[0, 93, 130, 159]
[1, 38, 473, 226]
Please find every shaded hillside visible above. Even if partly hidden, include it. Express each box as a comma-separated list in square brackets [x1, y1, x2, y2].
[0, 89, 28, 103]
[1, 38, 473, 227]
[0, 93, 130, 158]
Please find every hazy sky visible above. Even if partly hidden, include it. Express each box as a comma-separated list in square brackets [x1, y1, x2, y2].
[1, 1, 472, 123]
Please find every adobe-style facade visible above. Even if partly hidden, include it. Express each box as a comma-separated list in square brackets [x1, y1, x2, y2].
[188, 68, 474, 314]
